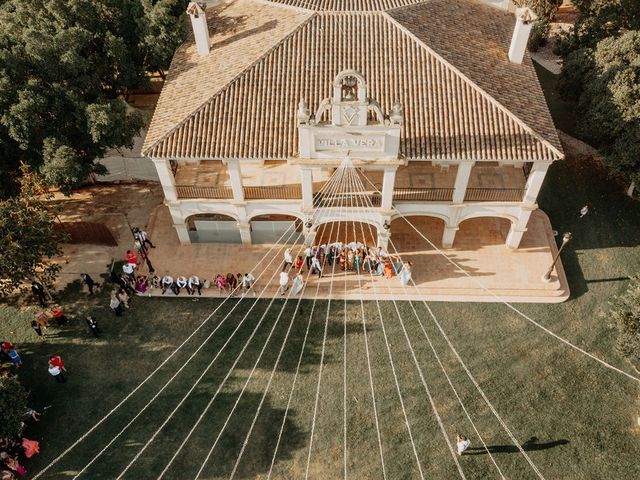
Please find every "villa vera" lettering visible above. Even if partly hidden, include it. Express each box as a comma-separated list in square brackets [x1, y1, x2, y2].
[315, 136, 383, 150]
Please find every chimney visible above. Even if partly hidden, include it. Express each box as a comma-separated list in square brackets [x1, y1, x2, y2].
[508, 7, 537, 64]
[187, 2, 210, 56]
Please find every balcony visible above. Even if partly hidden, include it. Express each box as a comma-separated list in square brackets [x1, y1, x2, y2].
[172, 160, 527, 203]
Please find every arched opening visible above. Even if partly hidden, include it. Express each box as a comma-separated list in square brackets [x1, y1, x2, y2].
[390, 216, 445, 251]
[186, 213, 241, 244]
[314, 221, 377, 246]
[457, 217, 512, 247]
[250, 214, 303, 244]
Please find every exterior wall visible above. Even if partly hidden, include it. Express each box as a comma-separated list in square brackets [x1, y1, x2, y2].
[153, 156, 554, 250]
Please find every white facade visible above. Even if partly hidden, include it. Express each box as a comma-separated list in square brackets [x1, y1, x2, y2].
[152, 71, 553, 250]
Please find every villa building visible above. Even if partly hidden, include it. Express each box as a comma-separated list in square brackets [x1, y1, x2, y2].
[143, 0, 563, 250]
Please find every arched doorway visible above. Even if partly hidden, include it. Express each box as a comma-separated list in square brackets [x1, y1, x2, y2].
[186, 214, 241, 243]
[250, 214, 303, 244]
[390, 216, 445, 251]
[457, 217, 512, 247]
[314, 221, 377, 246]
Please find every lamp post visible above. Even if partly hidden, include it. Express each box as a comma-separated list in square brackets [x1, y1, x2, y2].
[542, 232, 572, 282]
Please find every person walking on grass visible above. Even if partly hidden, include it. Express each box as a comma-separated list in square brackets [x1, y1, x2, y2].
[110, 291, 124, 316]
[48, 355, 67, 383]
[80, 273, 99, 296]
[456, 434, 471, 456]
[85, 316, 100, 338]
[279, 271, 289, 295]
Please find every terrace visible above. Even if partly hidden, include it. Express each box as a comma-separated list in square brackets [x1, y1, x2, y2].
[173, 160, 528, 203]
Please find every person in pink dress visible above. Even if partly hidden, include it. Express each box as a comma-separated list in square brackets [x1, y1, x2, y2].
[215, 274, 226, 294]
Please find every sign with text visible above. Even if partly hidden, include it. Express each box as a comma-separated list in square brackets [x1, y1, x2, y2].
[314, 134, 385, 153]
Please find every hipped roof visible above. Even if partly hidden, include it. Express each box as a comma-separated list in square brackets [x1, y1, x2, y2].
[143, 0, 563, 162]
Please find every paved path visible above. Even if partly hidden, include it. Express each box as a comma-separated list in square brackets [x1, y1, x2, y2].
[144, 206, 569, 303]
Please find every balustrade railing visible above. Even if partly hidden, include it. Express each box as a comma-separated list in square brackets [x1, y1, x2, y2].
[245, 185, 302, 200]
[175, 185, 234, 199]
[464, 188, 525, 202]
[392, 188, 454, 202]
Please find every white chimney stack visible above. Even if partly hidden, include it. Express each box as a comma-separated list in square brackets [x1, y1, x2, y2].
[187, 1, 210, 56]
[508, 7, 537, 64]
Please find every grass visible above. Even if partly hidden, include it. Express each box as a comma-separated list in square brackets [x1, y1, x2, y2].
[3, 120, 640, 478]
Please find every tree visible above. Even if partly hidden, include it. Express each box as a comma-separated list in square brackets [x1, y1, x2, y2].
[608, 275, 640, 366]
[559, 31, 640, 184]
[0, 0, 187, 196]
[566, 0, 640, 51]
[0, 377, 28, 438]
[0, 164, 66, 295]
[141, 0, 188, 79]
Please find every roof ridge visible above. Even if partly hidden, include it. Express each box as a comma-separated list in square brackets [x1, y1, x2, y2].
[144, 9, 317, 157]
[382, 9, 563, 159]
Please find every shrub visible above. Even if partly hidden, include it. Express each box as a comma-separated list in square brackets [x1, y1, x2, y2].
[0, 376, 28, 438]
[608, 275, 640, 365]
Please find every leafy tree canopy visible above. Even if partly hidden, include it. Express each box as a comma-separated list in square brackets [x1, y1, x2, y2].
[567, 0, 640, 51]
[0, 377, 28, 438]
[0, 0, 187, 197]
[0, 164, 66, 295]
[559, 30, 640, 184]
[608, 275, 640, 366]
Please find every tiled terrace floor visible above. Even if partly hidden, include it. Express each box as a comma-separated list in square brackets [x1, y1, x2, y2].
[144, 206, 569, 303]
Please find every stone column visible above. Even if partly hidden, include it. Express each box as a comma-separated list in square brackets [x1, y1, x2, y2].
[381, 167, 397, 210]
[238, 222, 252, 245]
[173, 222, 191, 245]
[152, 158, 177, 202]
[301, 167, 314, 210]
[377, 229, 390, 250]
[227, 159, 245, 202]
[522, 162, 550, 205]
[442, 225, 459, 249]
[506, 206, 535, 249]
[452, 161, 474, 204]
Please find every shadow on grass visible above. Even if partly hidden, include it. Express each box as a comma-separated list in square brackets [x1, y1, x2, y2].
[465, 437, 570, 456]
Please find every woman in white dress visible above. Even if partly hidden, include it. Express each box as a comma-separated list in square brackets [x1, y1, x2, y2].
[399, 261, 413, 286]
[291, 273, 304, 295]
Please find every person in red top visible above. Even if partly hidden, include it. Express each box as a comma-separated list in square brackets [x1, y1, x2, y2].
[48, 355, 65, 370]
[1, 341, 14, 355]
[294, 255, 304, 272]
[125, 250, 138, 266]
[50, 305, 68, 326]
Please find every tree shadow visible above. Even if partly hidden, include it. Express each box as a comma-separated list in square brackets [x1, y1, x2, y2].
[464, 437, 569, 455]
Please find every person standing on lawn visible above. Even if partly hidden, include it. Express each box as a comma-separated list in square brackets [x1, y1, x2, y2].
[109, 292, 124, 316]
[31, 321, 44, 339]
[80, 273, 99, 295]
[31, 282, 47, 307]
[48, 355, 67, 382]
[85, 316, 100, 338]
[456, 434, 471, 456]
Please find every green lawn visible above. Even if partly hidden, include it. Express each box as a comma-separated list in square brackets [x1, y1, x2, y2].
[3, 150, 640, 478]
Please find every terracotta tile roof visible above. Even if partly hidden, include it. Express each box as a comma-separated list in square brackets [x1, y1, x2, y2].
[144, 0, 563, 162]
[388, 0, 563, 152]
[265, 0, 427, 11]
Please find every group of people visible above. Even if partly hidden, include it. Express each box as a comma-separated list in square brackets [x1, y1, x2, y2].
[0, 412, 42, 479]
[286, 242, 414, 285]
[1, 343, 57, 478]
